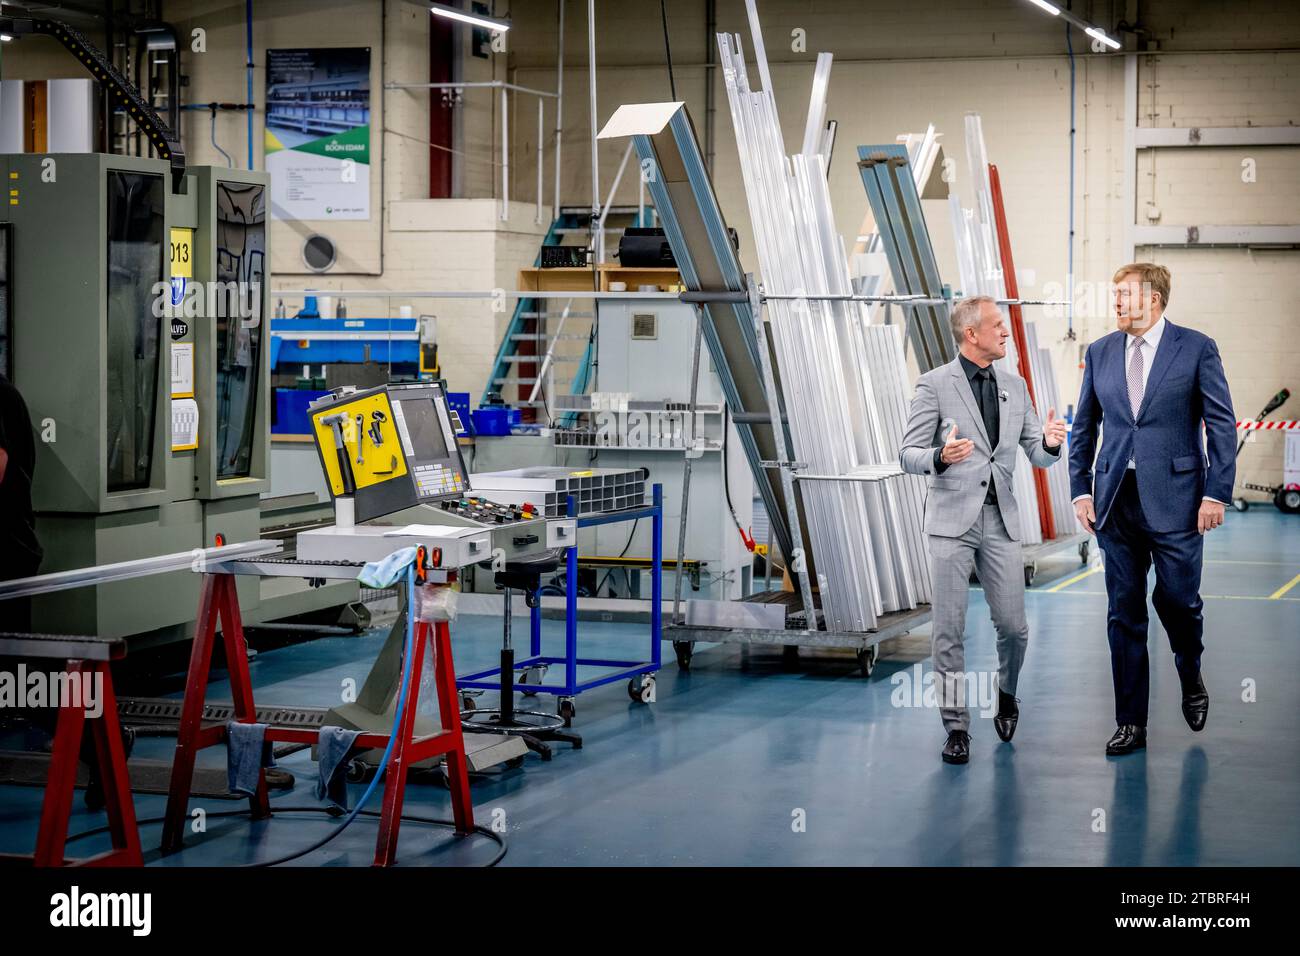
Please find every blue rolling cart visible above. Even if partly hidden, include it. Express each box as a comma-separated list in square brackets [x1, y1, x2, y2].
[457, 483, 664, 722]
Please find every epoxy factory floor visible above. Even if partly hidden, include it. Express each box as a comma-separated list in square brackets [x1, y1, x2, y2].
[1, 509, 1297, 866]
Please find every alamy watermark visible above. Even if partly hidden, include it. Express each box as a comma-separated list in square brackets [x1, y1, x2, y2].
[890, 662, 1001, 719]
[586, 408, 710, 450]
[0, 665, 103, 718]
[151, 279, 262, 328]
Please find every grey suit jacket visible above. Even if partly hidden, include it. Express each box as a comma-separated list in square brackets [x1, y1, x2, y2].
[899, 357, 1060, 540]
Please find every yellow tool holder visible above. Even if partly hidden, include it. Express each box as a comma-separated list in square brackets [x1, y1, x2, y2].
[311, 391, 408, 496]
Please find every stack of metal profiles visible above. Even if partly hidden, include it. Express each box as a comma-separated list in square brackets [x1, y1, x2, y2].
[716, 22, 930, 629]
[851, 127, 946, 326]
[470, 466, 647, 518]
[549, 394, 724, 451]
[951, 112, 1073, 540]
[861, 324, 933, 609]
[1022, 322, 1077, 533]
[945, 113, 1043, 544]
[595, 102, 800, 576]
[856, 141, 956, 374]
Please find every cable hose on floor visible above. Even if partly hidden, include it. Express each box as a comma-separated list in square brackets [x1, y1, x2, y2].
[59, 805, 507, 867]
[61, 562, 507, 866]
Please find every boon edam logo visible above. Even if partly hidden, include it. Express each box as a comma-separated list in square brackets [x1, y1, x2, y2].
[49, 886, 151, 936]
[151, 280, 262, 328]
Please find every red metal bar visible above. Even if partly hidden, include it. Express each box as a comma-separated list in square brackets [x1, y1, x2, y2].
[33, 676, 85, 865]
[217, 574, 271, 821]
[33, 660, 142, 867]
[373, 620, 431, 866]
[988, 163, 1057, 540]
[162, 573, 223, 854]
[88, 662, 142, 861]
[434, 620, 474, 835]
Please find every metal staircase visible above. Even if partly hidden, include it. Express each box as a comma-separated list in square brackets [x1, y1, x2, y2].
[481, 205, 652, 423]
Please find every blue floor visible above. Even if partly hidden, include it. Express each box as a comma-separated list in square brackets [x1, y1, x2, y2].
[2, 510, 1297, 866]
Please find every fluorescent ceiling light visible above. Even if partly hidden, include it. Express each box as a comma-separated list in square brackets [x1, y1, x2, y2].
[1024, 1, 1123, 51]
[0, 34, 13, 42]
[1085, 26, 1122, 49]
[430, 3, 510, 32]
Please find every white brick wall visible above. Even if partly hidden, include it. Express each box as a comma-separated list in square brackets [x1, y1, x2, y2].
[4, 0, 1295, 495]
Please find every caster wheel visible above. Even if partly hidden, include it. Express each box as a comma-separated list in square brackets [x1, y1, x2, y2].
[461, 693, 476, 712]
[628, 675, 656, 703]
[1276, 487, 1300, 514]
[856, 645, 878, 678]
[1078, 540, 1090, 564]
[1232, 497, 1249, 513]
[558, 697, 576, 726]
[1023, 562, 1036, 588]
[673, 640, 694, 671]
[520, 664, 548, 696]
[345, 759, 373, 783]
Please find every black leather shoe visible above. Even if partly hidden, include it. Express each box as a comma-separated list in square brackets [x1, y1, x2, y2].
[994, 691, 1020, 742]
[1181, 674, 1209, 732]
[1105, 724, 1147, 756]
[942, 730, 971, 764]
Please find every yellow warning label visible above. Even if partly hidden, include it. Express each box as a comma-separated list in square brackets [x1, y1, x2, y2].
[170, 227, 194, 279]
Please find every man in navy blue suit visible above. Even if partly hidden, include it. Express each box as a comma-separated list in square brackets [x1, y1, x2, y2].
[1069, 263, 1236, 756]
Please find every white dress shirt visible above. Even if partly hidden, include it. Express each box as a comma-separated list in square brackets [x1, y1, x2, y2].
[1124, 315, 1167, 470]
[1074, 314, 1223, 506]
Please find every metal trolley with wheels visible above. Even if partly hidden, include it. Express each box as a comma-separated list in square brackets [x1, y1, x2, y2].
[667, 599, 931, 678]
[1020, 531, 1091, 588]
[662, 279, 932, 677]
[1229, 390, 1296, 513]
[456, 484, 665, 723]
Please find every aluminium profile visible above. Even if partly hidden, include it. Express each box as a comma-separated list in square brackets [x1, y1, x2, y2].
[596, 101, 800, 569]
[856, 144, 956, 372]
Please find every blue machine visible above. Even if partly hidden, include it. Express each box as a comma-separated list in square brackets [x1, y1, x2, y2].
[269, 311, 422, 435]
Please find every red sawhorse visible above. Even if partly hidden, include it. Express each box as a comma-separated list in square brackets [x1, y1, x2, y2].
[0, 631, 143, 866]
[160, 572, 475, 866]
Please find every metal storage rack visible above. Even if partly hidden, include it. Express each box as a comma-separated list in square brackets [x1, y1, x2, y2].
[663, 282, 931, 677]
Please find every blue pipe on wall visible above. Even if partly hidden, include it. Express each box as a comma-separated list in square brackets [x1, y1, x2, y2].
[1066, 22, 1077, 337]
[246, 0, 255, 169]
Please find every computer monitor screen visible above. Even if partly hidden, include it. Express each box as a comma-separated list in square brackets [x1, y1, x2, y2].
[389, 384, 466, 502]
[395, 395, 449, 460]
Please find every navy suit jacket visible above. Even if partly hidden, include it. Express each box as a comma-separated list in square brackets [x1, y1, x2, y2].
[1068, 320, 1236, 533]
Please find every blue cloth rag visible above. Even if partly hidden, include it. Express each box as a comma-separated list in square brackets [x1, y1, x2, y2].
[357, 547, 419, 589]
[315, 725, 363, 814]
[226, 721, 274, 797]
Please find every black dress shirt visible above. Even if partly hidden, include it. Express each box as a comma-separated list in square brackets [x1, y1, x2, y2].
[933, 355, 1060, 504]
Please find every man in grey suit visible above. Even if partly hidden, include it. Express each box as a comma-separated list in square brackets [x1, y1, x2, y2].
[900, 296, 1067, 763]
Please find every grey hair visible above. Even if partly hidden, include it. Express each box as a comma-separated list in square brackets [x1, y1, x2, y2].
[950, 295, 996, 345]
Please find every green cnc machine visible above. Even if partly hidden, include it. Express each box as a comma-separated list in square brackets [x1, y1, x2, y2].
[0, 153, 284, 648]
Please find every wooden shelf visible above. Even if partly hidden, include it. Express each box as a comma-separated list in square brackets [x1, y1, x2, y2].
[518, 264, 682, 294]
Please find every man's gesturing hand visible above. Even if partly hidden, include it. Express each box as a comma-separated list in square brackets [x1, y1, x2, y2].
[1044, 407, 1067, 449]
[940, 424, 974, 465]
[1075, 497, 1096, 535]
[1198, 499, 1226, 534]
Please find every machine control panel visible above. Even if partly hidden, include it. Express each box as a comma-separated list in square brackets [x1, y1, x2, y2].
[438, 496, 541, 525]
[310, 382, 470, 523]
